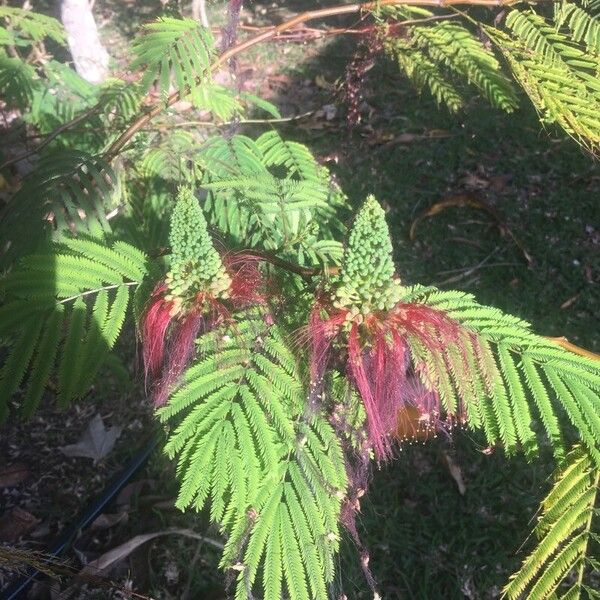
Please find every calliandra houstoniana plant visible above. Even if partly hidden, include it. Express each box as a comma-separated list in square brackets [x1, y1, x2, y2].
[309, 195, 491, 461]
[141, 187, 263, 406]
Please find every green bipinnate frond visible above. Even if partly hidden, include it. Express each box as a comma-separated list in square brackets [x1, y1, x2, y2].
[0, 56, 38, 110]
[0, 150, 120, 267]
[485, 9, 600, 151]
[0, 6, 65, 47]
[199, 131, 346, 266]
[0, 237, 148, 420]
[139, 130, 197, 183]
[556, 2, 600, 52]
[333, 195, 402, 313]
[505, 446, 599, 600]
[404, 286, 600, 465]
[387, 39, 465, 113]
[383, 8, 518, 114]
[158, 310, 347, 600]
[131, 16, 215, 106]
[165, 187, 230, 303]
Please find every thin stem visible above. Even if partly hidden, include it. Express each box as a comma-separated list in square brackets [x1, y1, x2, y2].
[0, 105, 101, 172]
[544, 337, 600, 362]
[146, 111, 316, 130]
[58, 281, 139, 305]
[238, 249, 322, 281]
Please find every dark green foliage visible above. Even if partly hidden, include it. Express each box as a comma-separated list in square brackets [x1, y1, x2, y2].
[0, 151, 119, 266]
[0, 237, 147, 419]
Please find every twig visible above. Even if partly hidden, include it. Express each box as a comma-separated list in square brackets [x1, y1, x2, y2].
[238, 249, 323, 281]
[0, 105, 100, 172]
[58, 281, 139, 305]
[147, 111, 315, 130]
[237, 12, 459, 38]
[544, 337, 600, 362]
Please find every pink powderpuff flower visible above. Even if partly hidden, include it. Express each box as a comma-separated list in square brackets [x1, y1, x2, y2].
[141, 253, 265, 407]
[309, 299, 471, 460]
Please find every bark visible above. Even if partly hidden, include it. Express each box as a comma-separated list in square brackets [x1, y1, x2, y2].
[60, 0, 109, 84]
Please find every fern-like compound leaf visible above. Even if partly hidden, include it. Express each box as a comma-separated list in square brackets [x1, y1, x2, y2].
[159, 309, 347, 599]
[504, 447, 599, 599]
[200, 131, 346, 264]
[409, 286, 600, 465]
[0, 150, 121, 266]
[0, 238, 148, 419]
[0, 7, 65, 46]
[132, 16, 215, 107]
[0, 56, 38, 110]
[384, 10, 518, 114]
[486, 10, 600, 151]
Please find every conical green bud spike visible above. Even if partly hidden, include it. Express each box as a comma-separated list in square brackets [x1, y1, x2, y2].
[167, 187, 230, 304]
[335, 195, 401, 312]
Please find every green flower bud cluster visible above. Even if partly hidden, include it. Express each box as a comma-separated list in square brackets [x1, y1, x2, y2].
[166, 187, 231, 308]
[332, 195, 402, 314]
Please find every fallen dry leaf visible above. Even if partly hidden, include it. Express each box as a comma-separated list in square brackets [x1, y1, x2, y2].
[91, 512, 128, 530]
[560, 294, 580, 309]
[410, 193, 533, 266]
[0, 462, 30, 488]
[0, 507, 41, 542]
[59, 414, 122, 464]
[441, 451, 467, 496]
[77, 529, 224, 578]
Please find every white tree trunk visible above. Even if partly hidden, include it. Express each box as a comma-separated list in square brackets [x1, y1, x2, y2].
[192, 0, 210, 28]
[60, 0, 109, 84]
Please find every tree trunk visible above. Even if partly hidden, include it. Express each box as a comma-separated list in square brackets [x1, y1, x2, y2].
[191, 0, 210, 27]
[60, 0, 109, 84]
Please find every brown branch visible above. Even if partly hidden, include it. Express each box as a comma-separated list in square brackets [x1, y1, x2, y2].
[237, 249, 327, 282]
[103, 0, 520, 161]
[544, 337, 600, 362]
[1, 0, 522, 171]
[237, 13, 459, 39]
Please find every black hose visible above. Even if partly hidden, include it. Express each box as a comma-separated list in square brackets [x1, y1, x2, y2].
[2, 434, 160, 600]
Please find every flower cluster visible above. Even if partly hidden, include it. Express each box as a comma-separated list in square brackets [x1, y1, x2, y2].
[142, 187, 262, 406]
[310, 196, 469, 460]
